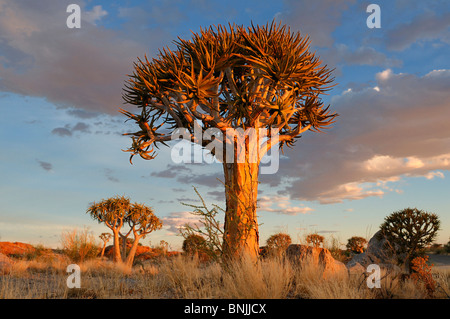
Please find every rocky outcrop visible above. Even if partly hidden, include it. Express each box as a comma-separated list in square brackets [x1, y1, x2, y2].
[0, 242, 36, 257]
[286, 244, 348, 279]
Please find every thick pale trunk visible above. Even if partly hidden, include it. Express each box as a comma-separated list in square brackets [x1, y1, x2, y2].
[112, 229, 122, 263]
[125, 234, 142, 268]
[222, 161, 260, 261]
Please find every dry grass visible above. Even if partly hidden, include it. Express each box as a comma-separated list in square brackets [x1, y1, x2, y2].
[1, 253, 449, 299]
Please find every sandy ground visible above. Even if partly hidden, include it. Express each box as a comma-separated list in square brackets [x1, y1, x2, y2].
[428, 254, 450, 270]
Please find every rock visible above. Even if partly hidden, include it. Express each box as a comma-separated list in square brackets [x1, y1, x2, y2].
[346, 262, 366, 277]
[0, 253, 13, 274]
[346, 231, 405, 274]
[0, 242, 35, 257]
[286, 244, 348, 279]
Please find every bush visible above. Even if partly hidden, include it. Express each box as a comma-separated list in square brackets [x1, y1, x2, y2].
[182, 234, 208, 255]
[60, 227, 100, 262]
[410, 255, 436, 297]
[179, 187, 224, 260]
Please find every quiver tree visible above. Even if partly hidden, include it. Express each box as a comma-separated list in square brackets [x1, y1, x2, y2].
[99, 232, 112, 258]
[120, 21, 337, 260]
[379, 207, 440, 272]
[266, 232, 292, 256]
[87, 196, 130, 263]
[306, 233, 324, 248]
[124, 202, 163, 267]
[87, 196, 163, 266]
[346, 236, 367, 254]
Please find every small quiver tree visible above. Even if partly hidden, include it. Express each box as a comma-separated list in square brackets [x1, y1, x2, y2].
[306, 233, 324, 248]
[99, 232, 112, 258]
[266, 232, 292, 257]
[87, 196, 163, 267]
[379, 207, 440, 272]
[124, 203, 163, 267]
[87, 196, 131, 263]
[346, 236, 367, 254]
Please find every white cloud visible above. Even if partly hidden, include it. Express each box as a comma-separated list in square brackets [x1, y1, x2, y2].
[424, 171, 445, 180]
[162, 211, 203, 235]
[376, 69, 393, 81]
[258, 195, 313, 215]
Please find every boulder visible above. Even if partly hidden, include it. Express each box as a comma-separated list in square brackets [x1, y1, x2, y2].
[286, 244, 348, 279]
[0, 253, 13, 274]
[345, 230, 404, 275]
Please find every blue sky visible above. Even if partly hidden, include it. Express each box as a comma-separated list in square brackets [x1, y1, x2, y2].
[0, 0, 449, 250]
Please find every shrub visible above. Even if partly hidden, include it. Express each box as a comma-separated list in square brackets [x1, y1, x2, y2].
[60, 227, 99, 262]
[182, 234, 208, 255]
[410, 255, 436, 297]
[179, 187, 224, 260]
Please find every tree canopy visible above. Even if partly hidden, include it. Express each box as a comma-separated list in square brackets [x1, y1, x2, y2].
[120, 20, 337, 164]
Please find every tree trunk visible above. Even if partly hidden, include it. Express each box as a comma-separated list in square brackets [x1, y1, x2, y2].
[112, 229, 122, 263]
[222, 161, 260, 261]
[120, 233, 128, 261]
[125, 234, 142, 268]
[100, 243, 107, 258]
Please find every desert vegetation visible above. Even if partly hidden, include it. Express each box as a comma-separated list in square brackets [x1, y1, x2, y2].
[0, 206, 449, 299]
[1, 241, 449, 299]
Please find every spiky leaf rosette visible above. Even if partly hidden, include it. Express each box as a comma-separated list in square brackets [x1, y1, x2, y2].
[121, 21, 337, 163]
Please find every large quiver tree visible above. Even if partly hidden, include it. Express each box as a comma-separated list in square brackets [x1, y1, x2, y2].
[120, 21, 337, 260]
